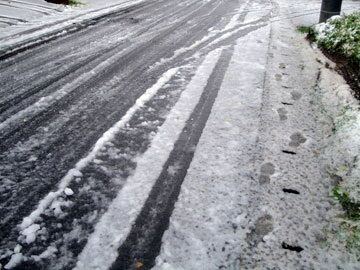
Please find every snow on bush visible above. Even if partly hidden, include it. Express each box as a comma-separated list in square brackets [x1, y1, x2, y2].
[316, 68, 360, 258]
[314, 12, 360, 63]
[317, 69, 360, 202]
[309, 11, 360, 258]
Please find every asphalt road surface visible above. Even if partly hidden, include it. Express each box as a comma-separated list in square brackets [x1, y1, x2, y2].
[0, 0, 272, 269]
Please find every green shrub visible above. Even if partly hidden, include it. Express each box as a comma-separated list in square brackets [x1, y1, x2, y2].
[314, 12, 360, 63]
[68, 0, 83, 6]
[332, 185, 360, 220]
[297, 25, 312, 33]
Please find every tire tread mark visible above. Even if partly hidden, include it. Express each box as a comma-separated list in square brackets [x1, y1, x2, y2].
[110, 47, 234, 270]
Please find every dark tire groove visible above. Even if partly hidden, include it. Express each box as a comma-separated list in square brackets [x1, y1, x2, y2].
[110, 47, 234, 270]
[0, 0, 232, 152]
[0, 0, 230, 249]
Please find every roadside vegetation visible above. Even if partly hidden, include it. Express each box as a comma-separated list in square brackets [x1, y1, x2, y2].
[297, 12, 360, 65]
[331, 185, 360, 259]
[299, 12, 360, 98]
[314, 12, 360, 64]
[68, 0, 83, 5]
[298, 11, 360, 260]
[332, 185, 360, 221]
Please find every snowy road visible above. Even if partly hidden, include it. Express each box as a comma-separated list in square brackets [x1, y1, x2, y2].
[0, 0, 272, 268]
[0, 0, 359, 269]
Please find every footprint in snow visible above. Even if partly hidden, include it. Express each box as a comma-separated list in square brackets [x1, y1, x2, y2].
[279, 63, 286, 69]
[275, 74, 282, 81]
[289, 132, 306, 147]
[259, 162, 275, 184]
[277, 108, 287, 121]
[291, 91, 302, 100]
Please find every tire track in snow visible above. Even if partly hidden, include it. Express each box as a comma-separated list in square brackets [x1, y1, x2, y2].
[0, 3, 53, 15]
[5, 66, 193, 270]
[17, 67, 179, 236]
[154, 25, 271, 269]
[0, 0, 234, 247]
[0, 0, 206, 61]
[0, 49, 113, 116]
[0, 0, 268, 266]
[0, 15, 27, 23]
[223, 0, 251, 31]
[0, 0, 227, 224]
[0, 43, 131, 140]
[0, 0, 149, 61]
[0, 0, 197, 115]
[149, 0, 270, 71]
[0, 0, 219, 150]
[111, 46, 234, 270]
[74, 48, 224, 270]
[1, 66, 179, 270]
[0, 0, 61, 11]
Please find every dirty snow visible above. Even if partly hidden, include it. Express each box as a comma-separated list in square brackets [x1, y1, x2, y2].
[150, 0, 262, 70]
[154, 25, 270, 270]
[74, 48, 223, 270]
[1, 0, 360, 268]
[155, 0, 360, 268]
[18, 67, 179, 238]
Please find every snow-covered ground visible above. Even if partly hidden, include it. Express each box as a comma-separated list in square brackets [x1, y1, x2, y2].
[0, 0, 62, 28]
[1, 0, 358, 57]
[0, 0, 358, 40]
[1, 0, 360, 269]
[284, 0, 360, 26]
[0, 0, 145, 56]
[155, 24, 271, 270]
[0, 0, 138, 29]
[155, 0, 360, 268]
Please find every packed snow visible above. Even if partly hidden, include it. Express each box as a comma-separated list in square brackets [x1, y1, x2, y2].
[18, 67, 179, 239]
[74, 48, 223, 270]
[154, 25, 270, 270]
